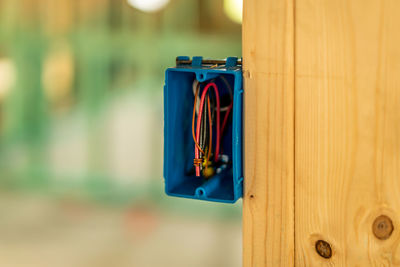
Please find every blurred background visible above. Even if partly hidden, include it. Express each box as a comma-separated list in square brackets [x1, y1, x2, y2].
[0, 0, 242, 266]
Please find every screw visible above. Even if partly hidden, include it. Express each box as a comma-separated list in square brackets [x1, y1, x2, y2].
[373, 215, 394, 240]
[315, 240, 332, 259]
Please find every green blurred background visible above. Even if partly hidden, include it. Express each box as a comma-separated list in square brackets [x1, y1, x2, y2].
[0, 0, 242, 266]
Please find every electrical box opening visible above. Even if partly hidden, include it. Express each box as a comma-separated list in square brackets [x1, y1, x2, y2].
[164, 57, 243, 203]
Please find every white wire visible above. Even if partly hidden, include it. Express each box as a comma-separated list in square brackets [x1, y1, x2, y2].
[192, 79, 201, 114]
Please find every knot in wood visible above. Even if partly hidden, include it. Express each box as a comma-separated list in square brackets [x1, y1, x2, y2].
[373, 215, 394, 240]
[315, 240, 332, 259]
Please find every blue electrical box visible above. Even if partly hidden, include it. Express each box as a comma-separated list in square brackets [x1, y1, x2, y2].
[163, 56, 243, 203]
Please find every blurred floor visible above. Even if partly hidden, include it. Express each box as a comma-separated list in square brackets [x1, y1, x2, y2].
[0, 193, 241, 267]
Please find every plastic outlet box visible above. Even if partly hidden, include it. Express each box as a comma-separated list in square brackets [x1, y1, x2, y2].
[163, 56, 243, 203]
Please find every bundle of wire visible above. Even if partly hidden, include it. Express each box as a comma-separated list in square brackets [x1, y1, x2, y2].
[192, 77, 233, 178]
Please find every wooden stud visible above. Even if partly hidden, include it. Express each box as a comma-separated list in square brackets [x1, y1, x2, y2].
[242, 0, 295, 266]
[295, 0, 400, 265]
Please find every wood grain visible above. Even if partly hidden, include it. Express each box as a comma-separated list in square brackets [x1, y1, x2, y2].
[295, 0, 400, 265]
[242, 0, 295, 266]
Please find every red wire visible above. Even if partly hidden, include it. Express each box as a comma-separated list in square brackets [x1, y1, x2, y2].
[195, 82, 220, 177]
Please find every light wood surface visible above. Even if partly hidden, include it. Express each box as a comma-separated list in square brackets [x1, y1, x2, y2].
[243, 0, 400, 266]
[242, 0, 295, 266]
[295, 0, 400, 265]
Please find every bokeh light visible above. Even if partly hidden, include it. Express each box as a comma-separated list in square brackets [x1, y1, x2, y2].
[224, 0, 242, 24]
[127, 0, 170, 13]
[0, 58, 16, 100]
